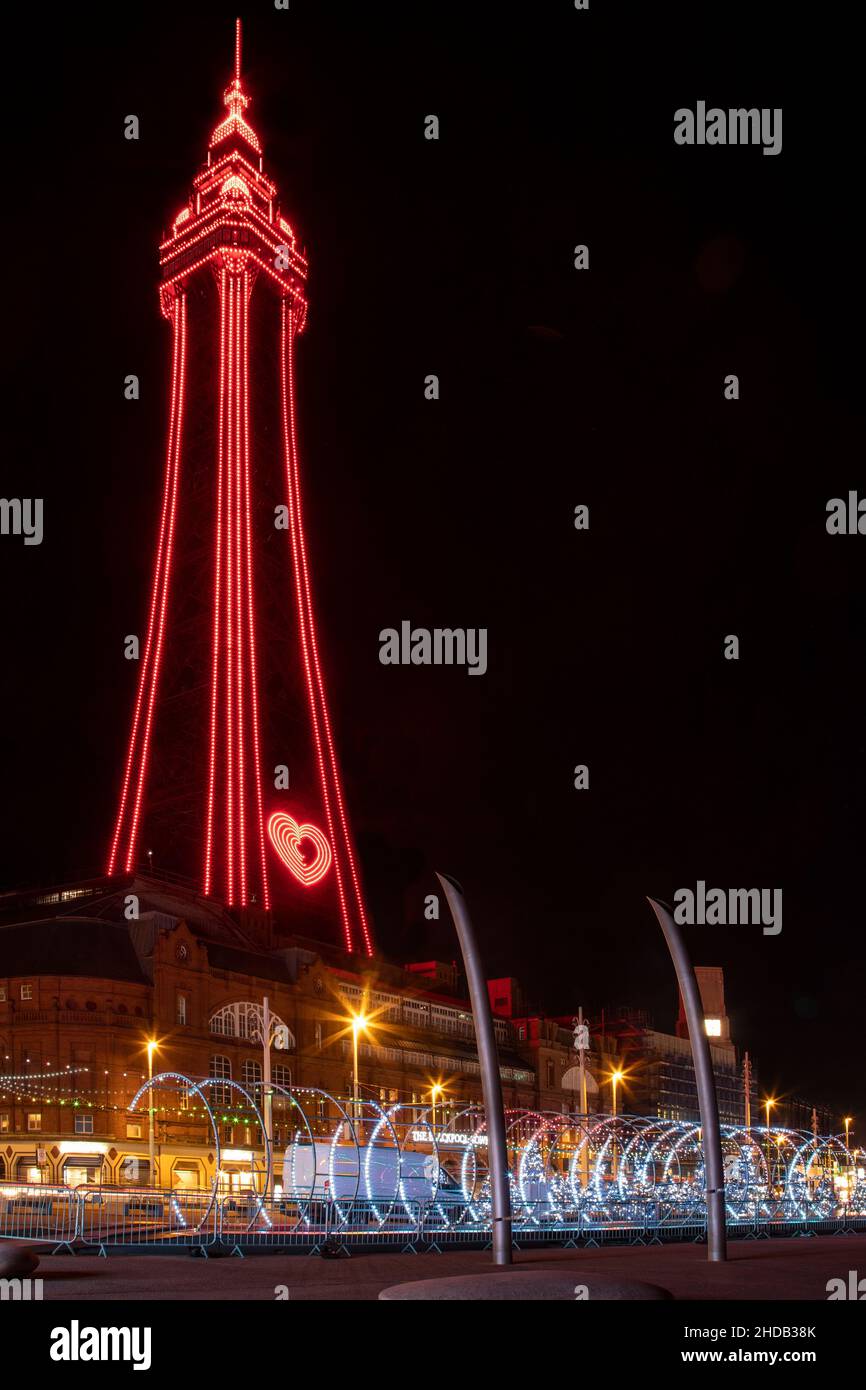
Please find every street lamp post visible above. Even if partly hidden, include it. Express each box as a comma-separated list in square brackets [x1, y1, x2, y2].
[610, 1069, 624, 1179]
[146, 1039, 158, 1188]
[573, 1009, 590, 1187]
[611, 1069, 622, 1118]
[430, 1082, 443, 1132]
[764, 1097, 775, 1190]
[260, 997, 276, 1199]
[351, 1012, 368, 1128]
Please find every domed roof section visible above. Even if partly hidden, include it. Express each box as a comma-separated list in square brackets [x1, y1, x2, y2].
[209, 77, 261, 155]
[0, 918, 149, 985]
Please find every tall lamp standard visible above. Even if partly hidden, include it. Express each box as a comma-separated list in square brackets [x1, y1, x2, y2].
[609, 1069, 624, 1180]
[843, 1117, 854, 1192]
[430, 1082, 444, 1132]
[351, 1012, 368, 1127]
[764, 1097, 776, 1190]
[146, 1039, 159, 1188]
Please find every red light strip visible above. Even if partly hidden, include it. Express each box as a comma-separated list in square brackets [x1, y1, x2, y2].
[225, 268, 235, 901]
[280, 302, 373, 955]
[123, 293, 188, 873]
[106, 299, 182, 875]
[286, 308, 374, 956]
[203, 269, 227, 896]
[233, 270, 247, 905]
[279, 301, 353, 951]
[242, 268, 271, 910]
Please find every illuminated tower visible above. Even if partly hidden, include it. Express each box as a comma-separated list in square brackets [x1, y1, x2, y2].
[107, 20, 373, 956]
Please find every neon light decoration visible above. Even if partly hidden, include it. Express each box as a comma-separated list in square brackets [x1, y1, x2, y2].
[268, 811, 332, 887]
[106, 19, 372, 952]
[23, 1072, 861, 1239]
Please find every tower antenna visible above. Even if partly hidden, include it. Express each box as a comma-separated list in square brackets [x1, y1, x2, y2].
[234, 17, 242, 84]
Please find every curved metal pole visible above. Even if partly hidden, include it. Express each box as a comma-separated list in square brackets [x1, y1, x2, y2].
[437, 873, 513, 1265]
[647, 897, 727, 1261]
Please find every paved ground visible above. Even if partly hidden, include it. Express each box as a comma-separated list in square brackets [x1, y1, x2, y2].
[31, 1234, 866, 1301]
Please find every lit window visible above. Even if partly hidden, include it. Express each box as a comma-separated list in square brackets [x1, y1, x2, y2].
[210, 1055, 232, 1107]
[20, 983, 33, 1001]
[0, 1113, 9, 1133]
[705, 1018, 722, 1037]
[27, 1112, 42, 1131]
[127, 1123, 143, 1140]
[242, 1059, 262, 1090]
[176, 994, 188, 1026]
[0, 985, 7, 1001]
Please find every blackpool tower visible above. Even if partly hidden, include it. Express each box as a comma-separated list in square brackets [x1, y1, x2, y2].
[107, 20, 373, 956]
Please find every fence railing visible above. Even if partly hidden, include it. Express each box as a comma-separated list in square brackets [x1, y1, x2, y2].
[1, 1181, 864, 1252]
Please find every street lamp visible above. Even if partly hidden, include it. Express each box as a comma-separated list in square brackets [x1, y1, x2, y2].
[764, 1097, 776, 1190]
[610, 1069, 624, 1119]
[350, 1011, 368, 1124]
[430, 1081, 444, 1132]
[146, 1039, 159, 1188]
[609, 1068, 624, 1180]
[843, 1116, 853, 1153]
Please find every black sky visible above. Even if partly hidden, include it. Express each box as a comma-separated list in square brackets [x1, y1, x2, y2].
[2, 1, 863, 1118]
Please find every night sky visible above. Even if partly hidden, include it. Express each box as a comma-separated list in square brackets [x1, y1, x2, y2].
[2, 2, 862, 1119]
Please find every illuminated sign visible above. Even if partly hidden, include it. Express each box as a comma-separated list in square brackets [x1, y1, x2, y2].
[410, 1129, 488, 1146]
[268, 811, 332, 886]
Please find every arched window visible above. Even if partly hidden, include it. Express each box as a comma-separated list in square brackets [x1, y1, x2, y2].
[210, 1054, 232, 1107]
[242, 1059, 262, 1092]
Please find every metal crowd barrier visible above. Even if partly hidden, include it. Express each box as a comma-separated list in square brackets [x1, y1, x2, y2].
[0, 1183, 79, 1250]
[0, 1182, 863, 1254]
[77, 1186, 218, 1252]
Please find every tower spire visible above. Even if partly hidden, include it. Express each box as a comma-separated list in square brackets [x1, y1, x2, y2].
[111, 23, 373, 953]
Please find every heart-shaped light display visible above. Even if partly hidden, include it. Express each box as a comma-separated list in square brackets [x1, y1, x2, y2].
[267, 811, 332, 887]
